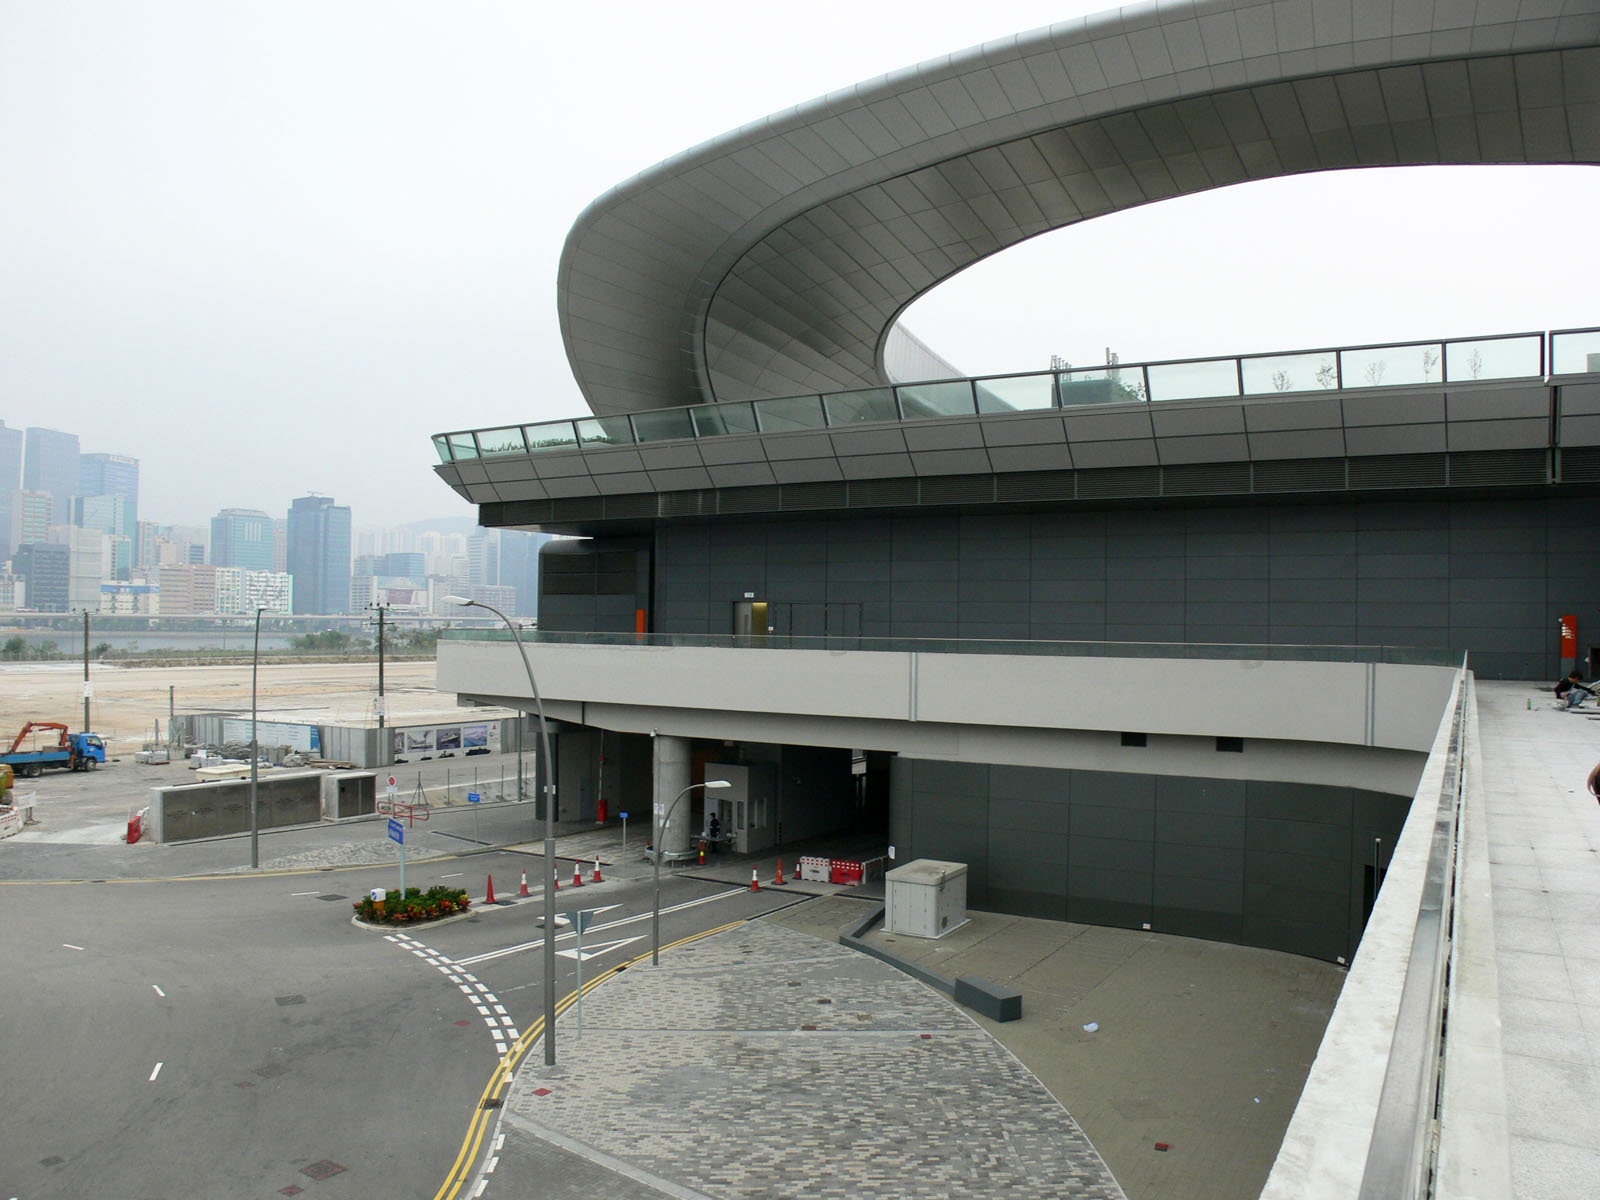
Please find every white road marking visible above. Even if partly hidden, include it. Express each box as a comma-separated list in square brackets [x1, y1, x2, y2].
[290, 890, 320, 896]
[456, 887, 746, 966]
[556, 935, 643, 962]
[475, 1177, 489, 1196]
[486, 1155, 500, 1173]
[152, 984, 166, 997]
[149, 1062, 163, 1082]
[495, 1134, 505, 1151]
[476, 1005, 490, 1016]
[441, 872, 463, 878]
[493, 1004, 507, 1014]
[63, 943, 84, 951]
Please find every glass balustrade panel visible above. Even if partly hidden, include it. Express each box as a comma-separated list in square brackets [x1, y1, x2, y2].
[1057, 367, 1146, 406]
[630, 408, 696, 443]
[475, 426, 528, 457]
[753, 395, 827, 432]
[521, 421, 578, 452]
[975, 373, 1055, 413]
[1146, 358, 1240, 402]
[1444, 335, 1542, 382]
[1340, 343, 1443, 388]
[447, 432, 480, 461]
[575, 415, 635, 446]
[691, 401, 758, 436]
[896, 380, 976, 419]
[1552, 329, 1600, 375]
[1241, 351, 1339, 394]
[822, 389, 899, 425]
[433, 435, 455, 463]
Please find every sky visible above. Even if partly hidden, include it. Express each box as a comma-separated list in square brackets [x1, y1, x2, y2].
[1, 1, 1595, 529]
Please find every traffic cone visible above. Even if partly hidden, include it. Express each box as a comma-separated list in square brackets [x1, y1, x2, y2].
[485, 874, 496, 905]
[572, 861, 584, 887]
[519, 870, 530, 897]
[591, 855, 604, 884]
[751, 867, 760, 893]
[774, 860, 786, 885]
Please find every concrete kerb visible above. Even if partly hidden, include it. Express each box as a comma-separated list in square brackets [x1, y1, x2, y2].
[839, 902, 958, 995]
[839, 903, 1024, 1021]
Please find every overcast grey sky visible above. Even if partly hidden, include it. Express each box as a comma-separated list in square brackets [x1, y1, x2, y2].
[2, 2, 1595, 528]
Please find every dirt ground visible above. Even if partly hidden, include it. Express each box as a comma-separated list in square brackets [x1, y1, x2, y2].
[0, 659, 480, 753]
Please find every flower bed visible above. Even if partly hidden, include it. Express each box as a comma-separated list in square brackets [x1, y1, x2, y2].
[353, 884, 471, 925]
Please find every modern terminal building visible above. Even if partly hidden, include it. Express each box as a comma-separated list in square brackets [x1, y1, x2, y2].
[431, 0, 1599, 969]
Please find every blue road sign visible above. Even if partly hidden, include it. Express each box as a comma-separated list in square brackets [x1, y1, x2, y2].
[387, 818, 404, 845]
[467, 791, 482, 804]
[619, 812, 629, 820]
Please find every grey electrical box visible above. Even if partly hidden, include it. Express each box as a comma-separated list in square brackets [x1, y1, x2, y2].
[884, 859, 968, 938]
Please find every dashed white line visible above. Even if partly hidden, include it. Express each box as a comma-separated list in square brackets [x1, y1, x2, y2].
[62, 943, 84, 951]
[474, 1178, 489, 1197]
[290, 890, 320, 896]
[148, 1062, 163, 1082]
[494, 1134, 505, 1152]
[485, 1154, 500, 1173]
[152, 984, 166, 998]
[441, 872, 463, 878]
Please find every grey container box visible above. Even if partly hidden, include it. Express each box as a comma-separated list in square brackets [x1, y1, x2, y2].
[885, 859, 969, 939]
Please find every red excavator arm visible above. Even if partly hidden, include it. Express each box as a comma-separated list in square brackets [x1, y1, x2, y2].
[6, 721, 70, 756]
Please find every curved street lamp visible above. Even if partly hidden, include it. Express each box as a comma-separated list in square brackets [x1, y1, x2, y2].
[653, 779, 731, 966]
[443, 595, 559, 1067]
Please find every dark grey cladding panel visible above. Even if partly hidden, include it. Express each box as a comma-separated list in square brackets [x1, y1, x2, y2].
[828, 427, 910, 456]
[581, 447, 647, 473]
[1559, 415, 1600, 445]
[692, 437, 765, 465]
[1156, 433, 1252, 463]
[1446, 419, 1549, 451]
[908, 448, 994, 475]
[1150, 403, 1247, 438]
[769, 458, 844, 483]
[839, 453, 915, 479]
[1560, 382, 1600, 416]
[483, 460, 536, 483]
[1070, 440, 1161, 469]
[902, 420, 987, 450]
[1341, 390, 1446, 426]
[762, 433, 836, 460]
[1064, 408, 1157, 442]
[590, 472, 652, 494]
[1445, 385, 1549, 421]
[1244, 396, 1343, 431]
[524, 453, 591, 479]
[705, 462, 779, 488]
[981, 413, 1068, 446]
[492, 479, 550, 502]
[1247, 430, 1347, 459]
[638, 444, 706, 470]
[646, 466, 715, 491]
[1345, 424, 1447, 455]
[987, 443, 1075, 472]
[540, 475, 601, 498]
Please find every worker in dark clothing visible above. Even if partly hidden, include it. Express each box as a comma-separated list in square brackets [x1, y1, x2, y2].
[1556, 671, 1596, 709]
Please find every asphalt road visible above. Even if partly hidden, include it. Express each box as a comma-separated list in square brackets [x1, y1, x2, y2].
[0, 846, 799, 1199]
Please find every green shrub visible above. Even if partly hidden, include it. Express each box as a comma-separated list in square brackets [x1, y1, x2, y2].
[353, 884, 471, 925]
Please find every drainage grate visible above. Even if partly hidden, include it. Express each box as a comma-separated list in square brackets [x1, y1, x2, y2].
[481, 1097, 503, 1110]
[316, 894, 347, 902]
[274, 995, 306, 1007]
[300, 1161, 346, 1181]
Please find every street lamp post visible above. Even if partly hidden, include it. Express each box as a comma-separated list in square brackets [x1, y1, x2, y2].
[444, 595, 559, 1066]
[249, 606, 266, 870]
[653, 779, 730, 966]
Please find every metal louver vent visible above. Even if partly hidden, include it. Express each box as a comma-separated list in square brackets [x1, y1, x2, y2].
[919, 475, 996, 505]
[782, 481, 848, 510]
[602, 493, 656, 519]
[848, 478, 919, 507]
[1253, 458, 1345, 493]
[549, 495, 604, 520]
[717, 485, 782, 514]
[1447, 449, 1548, 487]
[1162, 462, 1251, 495]
[1348, 454, 1447, 490]
[658, 490, 713, 517]
[1559, 446, 1600, 483]
[1077, 465, 1161, 499]
[994, 471, 1076, 503]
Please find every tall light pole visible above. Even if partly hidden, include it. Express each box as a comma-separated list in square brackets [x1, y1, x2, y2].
[444, 595, 559, 1066]
[80, 608, 91, 734]
[369, 602, 388, 764]
[249, 606, 266, 869]
[653, 779, 730, 966]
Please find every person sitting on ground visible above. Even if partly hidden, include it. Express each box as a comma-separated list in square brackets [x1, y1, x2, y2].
[1555, 670, 1597, 709]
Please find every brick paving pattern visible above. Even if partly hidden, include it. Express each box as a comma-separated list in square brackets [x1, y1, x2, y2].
[498, 920, 1125, 1199]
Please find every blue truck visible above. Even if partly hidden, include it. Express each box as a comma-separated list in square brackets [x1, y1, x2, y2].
[1, 722, 106, 777]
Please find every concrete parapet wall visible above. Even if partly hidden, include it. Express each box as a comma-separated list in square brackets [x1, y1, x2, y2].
[146, 771, 324, 843]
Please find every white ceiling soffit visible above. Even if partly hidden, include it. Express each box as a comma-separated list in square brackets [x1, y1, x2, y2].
[556, 0, 1600, 417]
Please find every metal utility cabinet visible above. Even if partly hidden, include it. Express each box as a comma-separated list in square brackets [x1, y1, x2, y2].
[885, 859, 968, 938]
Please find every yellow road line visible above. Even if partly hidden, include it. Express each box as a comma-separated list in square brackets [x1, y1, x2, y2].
[431, 916, 748, 1200]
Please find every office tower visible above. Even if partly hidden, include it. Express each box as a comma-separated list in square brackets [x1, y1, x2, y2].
[9, 491, 53, 552]
[381, 551, 426, 578]
[210, 508, 277, 571]
[287, 495, 352, 614]
[467, 530, 499, 586]
[0, 422, 21, 560]
[77, 452, 139, 539]
[13, 542, 69, 611]
[22, 427, 79, 515]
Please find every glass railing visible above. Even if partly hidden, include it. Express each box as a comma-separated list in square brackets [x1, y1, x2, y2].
[439, 627, 1455, 666]
[434, 327, 1597, 464]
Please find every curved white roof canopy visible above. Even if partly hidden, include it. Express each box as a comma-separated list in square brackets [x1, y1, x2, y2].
[557, 0, 1600, 417]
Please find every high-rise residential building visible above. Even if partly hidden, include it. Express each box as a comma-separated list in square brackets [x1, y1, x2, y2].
[135, 520, 159, 569]
[241, 570, 293, 614]
[273, 521, 288, 573]
[52, 525, 109, 610]
[155, 564, 217, 615]
[0, 421, 22, 561]
[74, 497, 133, 577]
[467, 530, 499, 586]
[77, 452, 139, 539]
[22, 428, 80, 516]
[287, 495, 352, 614]
[210, 508, 276, 571]
[13, 542, 69, 611]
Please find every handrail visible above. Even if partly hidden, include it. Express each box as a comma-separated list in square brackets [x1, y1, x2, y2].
[1356, 657, 1470, 1200]
[433, 326, 1600, 464]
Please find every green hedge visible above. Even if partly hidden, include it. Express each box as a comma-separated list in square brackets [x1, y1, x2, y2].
[354, 884, 471, 925]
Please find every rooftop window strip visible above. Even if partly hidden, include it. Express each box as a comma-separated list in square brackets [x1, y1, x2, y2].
[432, 435, 454, 463]
[475, 426, 529, 457]
[975, 373, 1056, 413]
[630, 407, 696, 443]
[1443, 333, 1542, 382]
[753, 394, 826, 432]
[896, 380, 977, 420]
[823, 388, 899, 425]
[690, 400, 758, 437]
[1552, 327, 1600, 375]
[447, 432, 479, 461]
[1340, 343, 1446, 389]
[576, 415, 635, 446]
[523, 421, 578, 451]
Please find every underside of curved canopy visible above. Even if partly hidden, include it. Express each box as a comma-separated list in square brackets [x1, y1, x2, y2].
[556, 0, 1600, 417]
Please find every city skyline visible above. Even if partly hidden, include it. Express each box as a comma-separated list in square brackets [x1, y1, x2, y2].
[3, 1, 1596, 527]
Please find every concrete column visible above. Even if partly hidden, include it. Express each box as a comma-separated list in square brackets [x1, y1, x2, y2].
[653, 733, 692, 857]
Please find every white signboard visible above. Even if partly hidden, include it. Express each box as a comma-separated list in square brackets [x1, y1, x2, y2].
[221, 719, 321, 754]
[393, 722, 501, 756]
